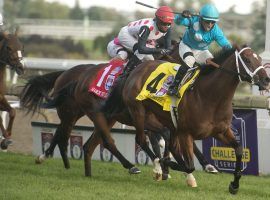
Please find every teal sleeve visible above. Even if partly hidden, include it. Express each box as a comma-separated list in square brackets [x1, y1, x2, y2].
[174, 14, 190, 27]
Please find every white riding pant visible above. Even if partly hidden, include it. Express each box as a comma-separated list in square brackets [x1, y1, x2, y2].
[179, 41, 213, 68]
[107, 40, 129, 60]
[118, 26, 154, 61]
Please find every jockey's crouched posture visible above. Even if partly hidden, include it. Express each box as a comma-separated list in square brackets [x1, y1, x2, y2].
[167, 4, 232, 97]
[107, 6, 174, 75]
[103, 6, 175, 115]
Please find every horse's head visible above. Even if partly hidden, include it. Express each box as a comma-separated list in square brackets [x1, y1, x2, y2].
[0, 29, 25, 75]
[233, 45, 270, 90]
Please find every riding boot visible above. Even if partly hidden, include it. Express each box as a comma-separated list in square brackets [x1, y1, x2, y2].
[102, 55, 141, 115]
[167, 65, 190, 97]
[122, 55, 142, 77]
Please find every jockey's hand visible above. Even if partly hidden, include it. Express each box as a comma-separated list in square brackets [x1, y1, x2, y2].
[160, 49, 172, 56]
[182, 10, 192, 18]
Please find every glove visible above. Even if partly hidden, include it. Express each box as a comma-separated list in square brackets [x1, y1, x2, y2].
[160, 49, 172, 56]
[182, 10, 192, 18]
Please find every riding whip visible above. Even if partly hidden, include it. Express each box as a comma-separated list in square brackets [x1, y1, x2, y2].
[135, 1, 198, 16]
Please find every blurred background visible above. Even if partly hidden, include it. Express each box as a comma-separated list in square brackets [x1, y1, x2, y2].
[0, 0, 269, 156]
[0, 0, 266, 61]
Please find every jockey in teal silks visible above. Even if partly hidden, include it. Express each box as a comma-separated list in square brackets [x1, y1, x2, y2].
[167, 4, 232, 97]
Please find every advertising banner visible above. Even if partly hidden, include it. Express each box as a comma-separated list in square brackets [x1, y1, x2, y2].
[41, 132, 54, 155]
[70, 135, 83, 160]
[203, 109, 258, 175]
[100, 144, 113, 162]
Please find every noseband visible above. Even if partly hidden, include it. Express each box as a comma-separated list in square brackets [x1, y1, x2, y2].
[235, 47, 265, 83]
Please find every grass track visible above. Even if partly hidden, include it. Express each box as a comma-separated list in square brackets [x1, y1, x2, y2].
[0, 152, 270, 200]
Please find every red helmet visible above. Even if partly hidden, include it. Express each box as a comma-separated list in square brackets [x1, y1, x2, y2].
[155, 6, 174, 24]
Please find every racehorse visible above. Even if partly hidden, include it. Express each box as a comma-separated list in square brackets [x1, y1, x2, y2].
[103, 45, 270, 194]
[19, 44, 216, 177]
[0, 30, 25, 150]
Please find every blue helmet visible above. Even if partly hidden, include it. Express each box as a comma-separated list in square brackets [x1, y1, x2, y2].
[200, 4, 219, 21]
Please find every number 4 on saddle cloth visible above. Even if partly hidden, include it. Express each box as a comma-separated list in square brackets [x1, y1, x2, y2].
[88, 59, 125, 99]
[136, 62, 200, 111]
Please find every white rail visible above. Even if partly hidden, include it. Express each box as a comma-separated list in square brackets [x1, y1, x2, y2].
[24, 57, 106, 70]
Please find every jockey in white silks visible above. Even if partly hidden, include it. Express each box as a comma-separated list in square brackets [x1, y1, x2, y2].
[107, 6, 174, 74]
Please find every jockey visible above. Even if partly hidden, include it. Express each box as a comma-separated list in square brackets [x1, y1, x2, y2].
[167, 4, 232, 97]
[107, 6, 174, 75]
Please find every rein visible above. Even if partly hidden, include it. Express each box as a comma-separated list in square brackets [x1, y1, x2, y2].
[235, 47, 264, 83]
[215, 47, 264, 83]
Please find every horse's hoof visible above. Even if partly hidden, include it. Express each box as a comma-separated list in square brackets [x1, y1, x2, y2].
[0, 140, 8, 150]
[184, 173, 197, 187]
[204, 164, 218, 174]
[229, 182, 239, 195]
[129, 167, 141, 174]
[35, 155, 46, 164]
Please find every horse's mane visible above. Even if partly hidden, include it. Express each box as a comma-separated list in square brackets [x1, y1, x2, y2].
[199, 47, 236, 75]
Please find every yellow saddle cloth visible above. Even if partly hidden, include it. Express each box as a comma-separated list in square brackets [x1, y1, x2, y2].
[136, 62, 200, 111]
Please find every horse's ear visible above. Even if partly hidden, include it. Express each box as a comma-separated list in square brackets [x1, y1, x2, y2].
[232, 43, 241, 51]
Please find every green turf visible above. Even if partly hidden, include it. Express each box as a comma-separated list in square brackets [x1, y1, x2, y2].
[0, 152, 269, 200]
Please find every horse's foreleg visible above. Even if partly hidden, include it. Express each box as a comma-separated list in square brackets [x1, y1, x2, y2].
[181, 135, 197, 187]
[91, 113, 138, 174]
[167, 133, 197, 187]
[214, 129, 242, 194]
[148, 130, 172, 180]
[130, 107, 161, 180]
[83, 130, 102, 177]
[0, 99, 15, 150]
[5, 107, 16, 138]
[0, 107, 15, 140]
[147, 131, 161, 158]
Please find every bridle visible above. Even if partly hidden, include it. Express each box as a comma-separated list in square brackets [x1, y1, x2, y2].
[234, 47, 264, 83]
[0, 36, 24, 71]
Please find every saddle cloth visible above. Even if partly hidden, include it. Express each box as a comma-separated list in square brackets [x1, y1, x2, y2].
[88, 59, 125, 99]
[136, 62, 200, 111]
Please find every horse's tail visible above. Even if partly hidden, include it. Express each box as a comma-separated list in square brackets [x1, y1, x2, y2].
[20, 71, 64, 114]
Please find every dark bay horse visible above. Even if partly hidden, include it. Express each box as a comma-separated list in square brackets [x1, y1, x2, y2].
[20, 63, 170, 175]
[107, 46, 270, 194]
[20, 50, 215, 177]
[0, 31, 25, 150]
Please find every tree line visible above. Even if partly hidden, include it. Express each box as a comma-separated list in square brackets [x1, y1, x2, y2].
[2, 0, 266, 59]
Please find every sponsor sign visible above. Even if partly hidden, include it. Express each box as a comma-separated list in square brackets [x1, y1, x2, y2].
[100, 144, 113, 162]
[70, 135, 83, 160]
[41, 132, 54, 155]
[203, 109, 259, 175]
